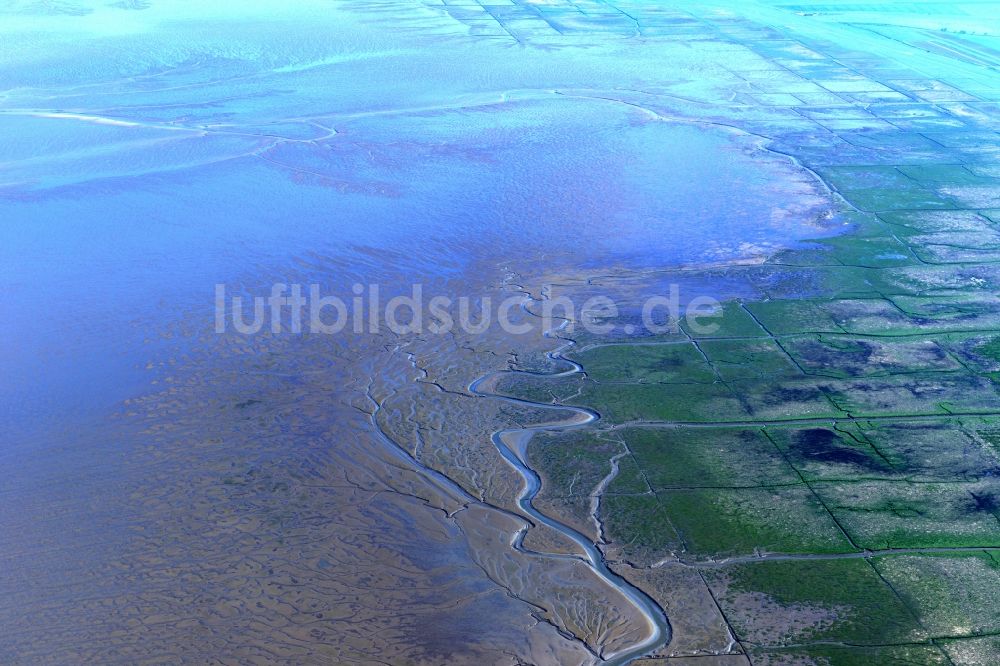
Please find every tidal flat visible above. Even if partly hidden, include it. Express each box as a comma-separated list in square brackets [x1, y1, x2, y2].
[2, 1, 1000, 665]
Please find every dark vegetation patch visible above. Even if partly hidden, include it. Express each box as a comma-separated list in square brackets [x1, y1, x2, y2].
[790, 427, 890, 472]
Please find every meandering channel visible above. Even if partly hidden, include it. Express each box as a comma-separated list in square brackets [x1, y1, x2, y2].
[468, 296, 672, 665]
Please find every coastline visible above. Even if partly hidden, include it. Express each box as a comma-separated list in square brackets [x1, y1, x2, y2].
[6, 2, 999, 663]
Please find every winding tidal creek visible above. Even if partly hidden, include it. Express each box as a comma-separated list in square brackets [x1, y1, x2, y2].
[0, 2, 843, 663]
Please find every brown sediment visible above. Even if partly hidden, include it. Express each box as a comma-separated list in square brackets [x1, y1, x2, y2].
[0, 64, 842, 663]
[63, 154, 827, 663]
[0, 264, 662, 665]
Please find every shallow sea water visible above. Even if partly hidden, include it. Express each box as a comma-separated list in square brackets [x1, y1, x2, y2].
[0, 1, 837, 662]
